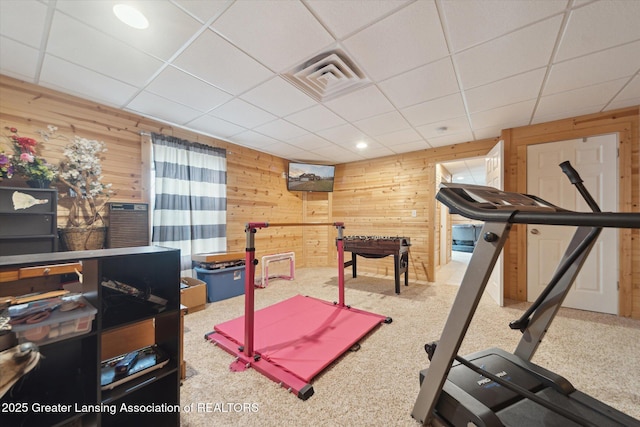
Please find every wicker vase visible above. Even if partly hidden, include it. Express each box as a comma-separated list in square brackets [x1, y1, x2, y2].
[59, 226, 107, 251]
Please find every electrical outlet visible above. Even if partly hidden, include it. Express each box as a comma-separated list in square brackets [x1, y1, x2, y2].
[411, 210, 417, 217]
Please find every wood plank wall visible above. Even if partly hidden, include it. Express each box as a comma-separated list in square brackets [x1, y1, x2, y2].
[333, 139, 497, 282]
[0, 75, 303, 267]
[1, 75, 638, 318]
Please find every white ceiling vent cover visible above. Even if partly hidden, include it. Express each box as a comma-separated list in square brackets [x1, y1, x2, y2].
[283, 50, 370, 102]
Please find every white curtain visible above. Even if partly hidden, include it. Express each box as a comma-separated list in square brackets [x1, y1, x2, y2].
[151, 133, 226, 273]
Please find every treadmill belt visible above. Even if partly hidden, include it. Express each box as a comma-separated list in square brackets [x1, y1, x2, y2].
[497, 388, 633, 427]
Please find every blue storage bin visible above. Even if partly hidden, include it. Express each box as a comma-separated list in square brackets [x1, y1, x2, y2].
[195, 265, 246, 302]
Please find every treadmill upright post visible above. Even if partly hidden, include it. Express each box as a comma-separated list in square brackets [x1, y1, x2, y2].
[335, 223, 345, 307]
[514, 225, 598, 361]
[411, 221, 511, 426]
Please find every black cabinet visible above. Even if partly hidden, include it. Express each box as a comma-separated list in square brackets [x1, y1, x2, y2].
[0, 246, 181, 426]
[0, 187, 58, 255]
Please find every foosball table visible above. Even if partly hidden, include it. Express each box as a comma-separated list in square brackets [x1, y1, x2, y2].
[342, 236, 411, 294]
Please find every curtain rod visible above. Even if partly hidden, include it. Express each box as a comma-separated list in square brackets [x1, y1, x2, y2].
[139, 131, 152, 136]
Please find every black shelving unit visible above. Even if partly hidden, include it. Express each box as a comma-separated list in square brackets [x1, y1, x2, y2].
[0, 186, 58, 256]
[0, 246, 181, 427]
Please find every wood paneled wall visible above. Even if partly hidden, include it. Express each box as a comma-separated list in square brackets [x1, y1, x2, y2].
[1, 75, 638, 318]
[0, 75, 303, 265]
[333, 139, 498, 282]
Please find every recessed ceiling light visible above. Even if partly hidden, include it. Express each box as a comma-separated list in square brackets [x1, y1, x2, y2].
[356, 142, 368, 149]
[113, 4, 149, 29]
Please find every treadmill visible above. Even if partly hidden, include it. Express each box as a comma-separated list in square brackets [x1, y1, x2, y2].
[412, 161, 640, 427]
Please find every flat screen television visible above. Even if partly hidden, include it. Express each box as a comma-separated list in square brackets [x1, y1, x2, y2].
[287, 162, 335, 192]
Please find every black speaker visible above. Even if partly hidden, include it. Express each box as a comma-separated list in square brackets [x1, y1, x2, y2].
[106, 203, 149, 248]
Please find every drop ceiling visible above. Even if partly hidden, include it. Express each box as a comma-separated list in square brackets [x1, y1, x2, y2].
[0, 0, 638, 166]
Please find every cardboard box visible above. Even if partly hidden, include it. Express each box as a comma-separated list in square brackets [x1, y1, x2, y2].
[180, 277, 207, 314]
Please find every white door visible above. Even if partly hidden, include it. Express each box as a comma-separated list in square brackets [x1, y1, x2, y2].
[485, 140, 504, 306]
[527, 135, 618, 314]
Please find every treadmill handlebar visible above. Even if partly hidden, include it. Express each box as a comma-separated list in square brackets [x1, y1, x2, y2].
[437, 182, 639, 228]
[560, 161, 601, 213]
[559, 160, 582, 185]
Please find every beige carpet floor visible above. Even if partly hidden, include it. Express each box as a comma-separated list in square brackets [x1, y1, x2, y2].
[180, 264, 640, 427]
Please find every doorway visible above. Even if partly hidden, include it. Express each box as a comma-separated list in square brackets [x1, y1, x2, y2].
[437, 156, 486, 283]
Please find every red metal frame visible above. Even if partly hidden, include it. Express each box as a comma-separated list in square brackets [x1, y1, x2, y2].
[206, 221, 383, 399]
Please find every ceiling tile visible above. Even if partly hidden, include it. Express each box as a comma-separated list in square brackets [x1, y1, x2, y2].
[254, 119, 308, 140]
[240, 77, 316, 117]
[173, 29, 274, 95]
[324, 85, 394, 122]
[455, 16, 562, 89]
[146, 66, 233, 112]
[556, 0, 640, 62]
[211, 0, 335, 72]
[608, 75, 640, 109]
[284, 105, 346, 132]
[0, 0, 48, 49]
[287, 134, 334, 151]
[47, 12, 163, 86]
[470, 99, 536, 130]
[0, 37, 39, 81]
[402, 93, 466, 128]
[310, 144, 365, 163]
[473, 125, 503, 140]
[172, 0, 231, 24]
[359, 145, 395, 159]
[388, 140, 431, 153]
[306, 0, 410, 39]
[209, 99, 276, 128]
[343, 1, 448, 81]
[316, 123, 371, 149]
[427, 129, 474, 148]
[56, 0, 203, 61]
[354, 111, 410, 136]
[186, 114, 246, 139]
[378, 57, 459, 109]
[39, 55, 138, 107]
[375, 128, 423, 146]
[259, 141, 311, 160]
[126, 91, 203, 125]
[545, 41, 640, 95]
[293, 151, 335, 163]
[465, 68, 546, 113]
[533, 78, 629, 123]
[417, 116, 471, 140]
[232, 130, 280, 150]
[441, 0, 566, 52]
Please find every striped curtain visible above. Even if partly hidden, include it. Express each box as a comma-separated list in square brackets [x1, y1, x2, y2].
[151, 133, 226, 273]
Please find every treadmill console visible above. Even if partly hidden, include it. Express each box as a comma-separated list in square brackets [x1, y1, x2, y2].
[440, 183, 558, 212]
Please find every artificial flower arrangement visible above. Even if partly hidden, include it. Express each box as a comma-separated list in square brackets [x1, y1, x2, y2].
[3, 127, 58, 185]
[41, 125, 112, 228]
[58, 136, 112, 227]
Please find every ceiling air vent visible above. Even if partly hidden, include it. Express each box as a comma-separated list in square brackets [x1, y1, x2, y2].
[283, 50, 370, 102]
